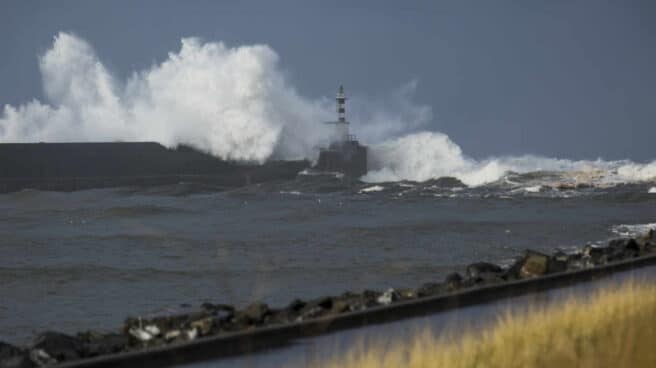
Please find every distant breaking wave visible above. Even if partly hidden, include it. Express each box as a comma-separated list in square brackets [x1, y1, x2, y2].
[363, 131, 656, 187]
[1, 32, 655, 187]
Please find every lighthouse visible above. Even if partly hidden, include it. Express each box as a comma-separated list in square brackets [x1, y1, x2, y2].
[330, 85, 352, 142]
[315, 85, 368, 177]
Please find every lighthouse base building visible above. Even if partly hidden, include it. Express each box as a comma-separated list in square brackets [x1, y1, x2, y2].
[314, 85, 368, 178]
[316, 139, 367, 178]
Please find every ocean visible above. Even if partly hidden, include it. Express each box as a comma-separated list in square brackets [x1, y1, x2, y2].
[1, 172, 655, 345]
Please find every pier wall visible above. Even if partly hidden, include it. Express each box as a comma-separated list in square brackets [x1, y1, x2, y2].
[0, 142, 309, 192]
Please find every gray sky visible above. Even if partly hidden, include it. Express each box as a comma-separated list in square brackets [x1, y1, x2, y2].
[1, 0, 655, 161]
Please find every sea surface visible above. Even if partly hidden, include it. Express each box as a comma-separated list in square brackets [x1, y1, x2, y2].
[1, 173, 655, 344]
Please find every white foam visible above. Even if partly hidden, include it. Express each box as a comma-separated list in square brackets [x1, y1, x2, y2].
[359, 185, 385, 193]
[280, 191, 301, 195]
[526, 185, 543, 193]
[298, 169, 345, 179]
[611, 223, 656, 237]
[617, 162, 656, 182]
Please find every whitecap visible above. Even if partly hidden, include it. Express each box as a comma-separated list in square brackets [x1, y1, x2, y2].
[521, 185, 544, 193]
[359, 185, 385, 193]
[611, 223, 656, 237]
[363, 131, 656, 188]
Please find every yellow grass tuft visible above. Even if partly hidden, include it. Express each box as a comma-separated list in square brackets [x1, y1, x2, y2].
[318, 281, 656, 368]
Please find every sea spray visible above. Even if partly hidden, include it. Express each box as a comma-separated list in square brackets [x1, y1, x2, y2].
[0, 33, 432, 164]
[0, 33, 335, 162]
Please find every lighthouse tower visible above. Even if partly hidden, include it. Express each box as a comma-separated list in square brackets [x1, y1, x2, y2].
[315, 85, 367, 177]
[333, 85, 350, 142]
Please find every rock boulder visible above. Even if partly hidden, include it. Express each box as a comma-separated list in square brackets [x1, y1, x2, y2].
[465, 262, 503, 279]
[237, 302, 270, 325]
[444, 272, 463, 290]
[32, 332, 83, 362]
[0, 342, 32, 368]
[519, 251, 549, 278]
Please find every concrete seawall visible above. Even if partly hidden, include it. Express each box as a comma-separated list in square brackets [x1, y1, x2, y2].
[0, 142, 310, 192]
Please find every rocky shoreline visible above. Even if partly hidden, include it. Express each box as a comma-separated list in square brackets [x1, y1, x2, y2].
[1, 230, 654, 368]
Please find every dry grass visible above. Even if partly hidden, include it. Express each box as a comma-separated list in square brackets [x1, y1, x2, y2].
[318, 281, 656, 368]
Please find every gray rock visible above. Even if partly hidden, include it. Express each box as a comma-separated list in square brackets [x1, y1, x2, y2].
[377, 289, 399, 305]
[607, 238, 640, 260]
[579, 238, 640, 266]
[329, 298, 351, 314]
[0, 343, 22, 362]
[309, 297, 333, 310]
[201, 303, 235, 319]
[236, 302, 270, 325]
[122, 312, 213, 347]
[574, 252, 597, 269]
[361, 290, 382, 305]
[0, 342, 33, 368]
[503, 255, 525, 280]
[32, 332, 83, 362]
[334, 291, 380, 312]
[465, 262, 505, 285]
[547, 251, 568, 273]
[163, 330, 181, 341]
[298, 306, 324, 320]
[444, 272, 463, 290]
[28, 349, 56, 366]
[190, 317, 214, 336]
[465, 262, 503, 279]
[519, 250, 549, 278]
[505, 250, 570, 278]
[396, 288, 417, 300]
[286, 299, 306, 313]
[128, 327, 154, 343]
[265, 308, 296, 325]
[297, 297, 333, 320]
[636, 230, 655, 252]
[582, 244, 610, 265]
[417, 282, 443, 297]
[472, 273, 505, 286]
[78, 332, 128, 357]
[551, 250, 569, 262]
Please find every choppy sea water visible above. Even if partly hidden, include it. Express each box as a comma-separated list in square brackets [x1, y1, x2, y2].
[1, 173, 655, 344]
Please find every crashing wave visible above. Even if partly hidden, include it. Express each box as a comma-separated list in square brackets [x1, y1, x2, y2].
[363, 132, 656, 188]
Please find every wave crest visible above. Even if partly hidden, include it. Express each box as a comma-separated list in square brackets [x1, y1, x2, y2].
[365, 131, 656, 187]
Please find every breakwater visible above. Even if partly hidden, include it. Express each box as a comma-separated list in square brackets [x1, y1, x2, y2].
[0, 142, 310, 193]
